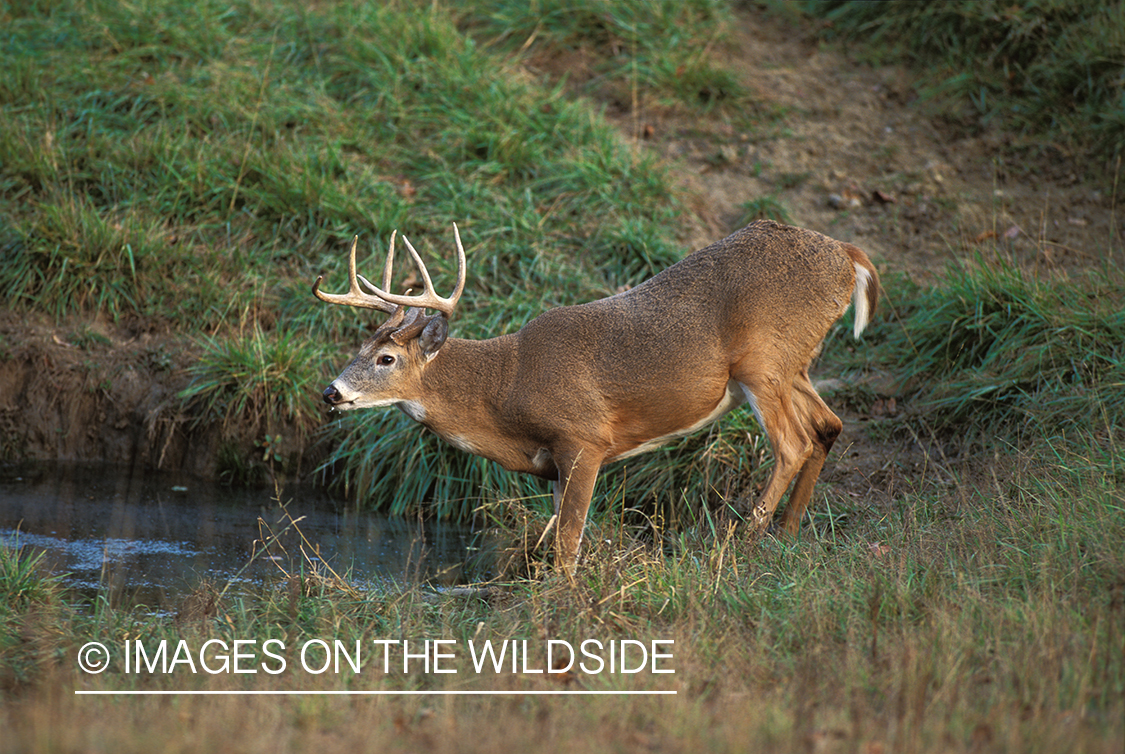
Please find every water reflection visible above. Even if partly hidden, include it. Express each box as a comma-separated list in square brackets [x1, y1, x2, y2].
[0, 462, 473, 608]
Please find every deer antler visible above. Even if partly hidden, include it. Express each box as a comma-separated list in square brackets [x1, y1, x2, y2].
[312, 233, 398, 313]
[357, 223, 466, 319]
[312, 225, 466, 319]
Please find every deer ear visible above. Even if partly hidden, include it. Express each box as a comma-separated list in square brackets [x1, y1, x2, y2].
[418, 314, 449, 357]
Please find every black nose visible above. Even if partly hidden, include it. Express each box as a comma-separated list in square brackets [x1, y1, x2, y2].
[323, 386, 343, 405]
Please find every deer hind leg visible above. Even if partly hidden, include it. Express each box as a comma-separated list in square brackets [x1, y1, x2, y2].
[550, 448, 602, 575]
[735, 372, 815, 534]
[775, 370, 843, 535]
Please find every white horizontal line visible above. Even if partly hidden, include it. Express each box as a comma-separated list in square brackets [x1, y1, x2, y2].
[75, 689, 676, 696]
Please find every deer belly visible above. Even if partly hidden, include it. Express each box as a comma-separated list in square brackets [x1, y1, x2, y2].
[607, 381, 746, 462]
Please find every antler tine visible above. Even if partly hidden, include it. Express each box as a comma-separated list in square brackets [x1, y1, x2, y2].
[380, 229, 396, 292]
[357, 223, 466, 318]
[355, 229, 398, 300]
[311, 235, 398, 313]
[449, 222, 467, 305]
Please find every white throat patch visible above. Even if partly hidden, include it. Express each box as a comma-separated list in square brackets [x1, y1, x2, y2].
[397, 400, 426, 422]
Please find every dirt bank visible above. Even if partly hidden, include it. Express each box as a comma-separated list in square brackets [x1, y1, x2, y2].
[0, 313, 209, 473]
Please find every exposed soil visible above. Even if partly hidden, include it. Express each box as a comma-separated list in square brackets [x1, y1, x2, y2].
[601, 9, 1120, 280]
[2, 7, 1120, 486]
[0, 316, 215, 475]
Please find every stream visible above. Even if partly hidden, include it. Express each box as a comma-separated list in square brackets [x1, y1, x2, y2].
[0, 462, 474, 608]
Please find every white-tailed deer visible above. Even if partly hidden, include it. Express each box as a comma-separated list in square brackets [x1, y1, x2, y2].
[314, 220, 878, 573]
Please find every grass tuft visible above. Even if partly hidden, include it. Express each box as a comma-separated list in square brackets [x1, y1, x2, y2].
[179, 324, 329, 484]
[0, 536, 65, 610]
[875, 256, 1125, 434]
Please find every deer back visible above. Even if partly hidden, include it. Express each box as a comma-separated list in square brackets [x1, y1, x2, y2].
[501, 221, 868, 402]
[423, 221, 875, 466]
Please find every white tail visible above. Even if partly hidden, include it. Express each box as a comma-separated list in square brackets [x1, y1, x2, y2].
[314, 220, 879, 573]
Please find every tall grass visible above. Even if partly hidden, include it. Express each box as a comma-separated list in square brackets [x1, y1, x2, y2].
[325, 398, 772, 522]
[0, 536, 65, 610]
[854, 257, 1125, 437]
[179, 324, 328, 440]
[0, 537, 69, 690]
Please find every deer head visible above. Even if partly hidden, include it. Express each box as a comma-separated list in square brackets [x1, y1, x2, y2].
[312, 224, 466, 411]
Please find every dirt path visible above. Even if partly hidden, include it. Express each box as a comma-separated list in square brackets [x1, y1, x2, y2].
[617, 8, 1120, 282]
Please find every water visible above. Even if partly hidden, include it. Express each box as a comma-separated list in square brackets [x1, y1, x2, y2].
[0, 462, 474, 608]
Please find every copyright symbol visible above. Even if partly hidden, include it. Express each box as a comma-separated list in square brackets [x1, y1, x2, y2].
[78, 642, 110, 674]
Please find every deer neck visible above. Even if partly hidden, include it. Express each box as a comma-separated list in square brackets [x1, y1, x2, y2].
[403, 335, 516, 442]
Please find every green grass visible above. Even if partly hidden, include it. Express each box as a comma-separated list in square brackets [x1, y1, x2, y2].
[0, 537, 70, 690]
[179, 322, 330, 482]
[738, 194, 792, 224]
[180, 324, 327, 440]
[0, 0, 686, 330]
[837, 257, 1125, 439]
[0, 536, 65, 610]
[457, 0, 750, 113]
[326, 397, 771, 524]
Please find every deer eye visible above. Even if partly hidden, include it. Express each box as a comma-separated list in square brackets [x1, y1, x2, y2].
[378, 354, 395, 366]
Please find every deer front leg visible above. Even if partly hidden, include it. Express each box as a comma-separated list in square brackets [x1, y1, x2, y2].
[550, 448, 601, 575]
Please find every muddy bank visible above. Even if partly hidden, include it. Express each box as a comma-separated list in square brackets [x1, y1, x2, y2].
[0, 313, 314, 482]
